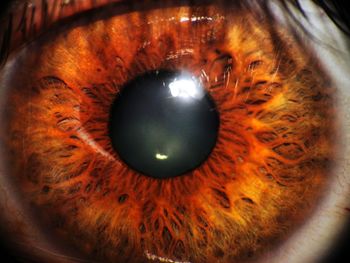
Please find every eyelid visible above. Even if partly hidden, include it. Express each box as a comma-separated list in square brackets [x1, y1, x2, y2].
[0, 0, 128, 67]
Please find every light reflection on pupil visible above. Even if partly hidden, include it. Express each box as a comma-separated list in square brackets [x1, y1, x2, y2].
[109, 70, 220, 178]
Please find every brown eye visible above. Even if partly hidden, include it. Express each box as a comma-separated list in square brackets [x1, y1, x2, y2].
[0, 1, 337, 263]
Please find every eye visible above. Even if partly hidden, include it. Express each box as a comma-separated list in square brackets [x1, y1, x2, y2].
[0, 1, 349, 263]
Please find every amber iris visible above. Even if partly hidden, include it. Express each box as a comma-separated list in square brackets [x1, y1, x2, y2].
[1, 2, 336, 263]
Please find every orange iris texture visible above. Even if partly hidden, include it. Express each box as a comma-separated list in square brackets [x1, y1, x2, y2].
[2, 3, 336, 263]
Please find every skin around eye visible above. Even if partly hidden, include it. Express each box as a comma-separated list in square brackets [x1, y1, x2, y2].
[0, 1, 343, 263]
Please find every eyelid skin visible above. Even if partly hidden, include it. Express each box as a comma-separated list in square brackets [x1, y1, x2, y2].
[0, 0, 349, 263]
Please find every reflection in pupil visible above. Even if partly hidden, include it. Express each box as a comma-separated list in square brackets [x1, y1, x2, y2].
[109, 70, 220, 178]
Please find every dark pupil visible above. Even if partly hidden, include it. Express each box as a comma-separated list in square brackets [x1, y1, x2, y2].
[109, 70, 220, 179]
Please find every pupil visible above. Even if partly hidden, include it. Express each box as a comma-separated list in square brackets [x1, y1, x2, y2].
[109, 70, 220, 179]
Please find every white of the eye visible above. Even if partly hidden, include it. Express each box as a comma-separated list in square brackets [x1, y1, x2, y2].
[257, 1, 350, 263]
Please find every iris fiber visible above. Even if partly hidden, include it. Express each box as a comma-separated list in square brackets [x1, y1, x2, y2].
[2, 3, 336, 263]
